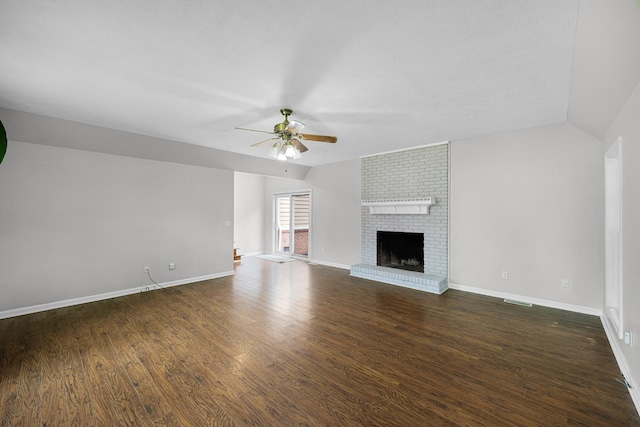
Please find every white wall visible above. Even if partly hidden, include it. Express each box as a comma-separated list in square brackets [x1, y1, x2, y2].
[449, 123, 604, 311]
[304, 160, 361, 267]
[603, 79, 640, 406]
[261, 159, 361, 268]
[233, 172, 265, 255]
[0, 141, 234, 313]
[0, 108, 310, 180]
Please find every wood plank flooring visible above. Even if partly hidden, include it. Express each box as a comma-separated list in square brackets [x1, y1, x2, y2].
[1, 256, 638, 426]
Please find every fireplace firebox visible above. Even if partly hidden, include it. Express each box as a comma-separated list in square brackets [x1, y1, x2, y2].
[377, 231, 424, 273]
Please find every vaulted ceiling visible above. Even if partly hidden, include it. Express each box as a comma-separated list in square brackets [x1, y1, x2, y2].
[1, 1, 639, 167]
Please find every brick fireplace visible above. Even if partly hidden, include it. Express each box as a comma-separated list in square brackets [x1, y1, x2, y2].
[350, 143, 449, 294]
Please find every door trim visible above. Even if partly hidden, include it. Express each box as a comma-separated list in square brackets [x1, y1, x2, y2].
[604, 137, 623, 339]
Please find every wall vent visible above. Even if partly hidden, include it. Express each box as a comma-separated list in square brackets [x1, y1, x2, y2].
[504, 299, 533, 307]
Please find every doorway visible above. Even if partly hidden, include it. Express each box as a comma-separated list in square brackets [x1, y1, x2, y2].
[274, 191, 311, 259]
[604, 137, 623, 339]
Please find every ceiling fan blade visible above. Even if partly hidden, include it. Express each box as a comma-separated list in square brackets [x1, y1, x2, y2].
[292, 139, 309, 153]
[287, 120, 305, 134]
[235, 127, 275, 135]
[300, 133, 337, 143]
[251, 138, 278, 147]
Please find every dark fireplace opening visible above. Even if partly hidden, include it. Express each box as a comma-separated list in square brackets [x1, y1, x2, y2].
[377, 231, 424, 273]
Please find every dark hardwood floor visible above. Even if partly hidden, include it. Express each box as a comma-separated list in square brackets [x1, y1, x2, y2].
[1, 256, 638, 426]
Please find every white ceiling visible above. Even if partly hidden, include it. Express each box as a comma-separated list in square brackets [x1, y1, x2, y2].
[1, 1, 637, 167]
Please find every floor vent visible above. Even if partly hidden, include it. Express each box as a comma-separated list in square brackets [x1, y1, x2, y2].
[504, 299, 533, 307]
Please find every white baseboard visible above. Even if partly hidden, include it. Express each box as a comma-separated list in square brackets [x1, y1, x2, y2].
[240, 251, 262, 257]
[448, 282, 602, 316]
[0, 271, 235, 320]
[601, 314, 640, 415]
[309, 259, 351, 270]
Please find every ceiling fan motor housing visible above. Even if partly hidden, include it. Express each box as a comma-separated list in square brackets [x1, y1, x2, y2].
[274, 108, 293, 133]
[273, 122, 288, 133]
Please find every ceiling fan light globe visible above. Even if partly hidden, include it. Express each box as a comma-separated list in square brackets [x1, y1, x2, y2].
[268, 143, 279, 158]
[287, 120, 305, 134]
[285, 144, 296, 158]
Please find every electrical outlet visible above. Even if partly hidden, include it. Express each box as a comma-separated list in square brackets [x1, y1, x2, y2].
[561, 278, 571, 289]
[502, 271, 509, 279]
[624, 330, 633, 345]
[144, 266, 150, 272]
[169, 262, 176, 270]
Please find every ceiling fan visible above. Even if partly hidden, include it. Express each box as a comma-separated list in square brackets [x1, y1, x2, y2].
[235, 108, 337, 160]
